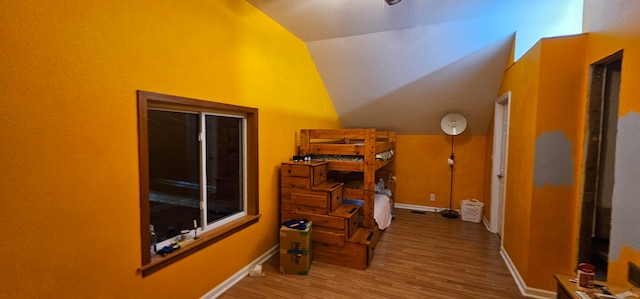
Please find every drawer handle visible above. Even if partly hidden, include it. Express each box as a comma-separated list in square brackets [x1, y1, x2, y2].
[348, 207, 357, 214]
[367, 232, 374, 241]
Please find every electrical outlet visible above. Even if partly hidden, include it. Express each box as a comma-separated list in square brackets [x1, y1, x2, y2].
[430, 194, 435, 201]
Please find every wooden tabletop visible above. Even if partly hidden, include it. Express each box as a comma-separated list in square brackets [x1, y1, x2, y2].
[554, 273, 639, 298]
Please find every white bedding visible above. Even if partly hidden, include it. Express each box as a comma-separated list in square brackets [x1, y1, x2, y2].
[342, 182, 393, 230]
[374, 193, 393, 230]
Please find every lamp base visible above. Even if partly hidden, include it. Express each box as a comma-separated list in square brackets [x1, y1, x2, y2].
[440, 209, 459, 219]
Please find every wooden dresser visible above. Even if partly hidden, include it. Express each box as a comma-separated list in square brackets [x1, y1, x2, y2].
[280, 161, 380, 269]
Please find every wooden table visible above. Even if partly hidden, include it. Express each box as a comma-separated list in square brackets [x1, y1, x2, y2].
[554, 273, 639, 298]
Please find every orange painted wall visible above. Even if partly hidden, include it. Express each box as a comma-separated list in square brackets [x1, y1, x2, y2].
[481, 42, 515, 223]
[498, 42, 541, 285]
[498, 35, 588, 290]
[0, 1, 339, 297]
[395, 135, 486, 211]
[482, 115, 495, 221]
[498, 17, 640, 290]
[583, 0, 640, 285]
[504, 0, 640, 289]
[526, 35, 588, 289]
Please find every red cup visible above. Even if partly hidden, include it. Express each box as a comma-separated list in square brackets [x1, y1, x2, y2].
[577, 263, 595, 290]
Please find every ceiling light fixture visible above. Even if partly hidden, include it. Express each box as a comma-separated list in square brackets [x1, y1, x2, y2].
[385, 0, 401, 5]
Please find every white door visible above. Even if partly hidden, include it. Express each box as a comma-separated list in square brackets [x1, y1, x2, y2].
[491, 92, 510, 237]
[497, 98, 509, 237]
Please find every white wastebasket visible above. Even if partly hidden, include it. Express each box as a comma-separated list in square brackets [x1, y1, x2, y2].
[461, 199, 484, 223]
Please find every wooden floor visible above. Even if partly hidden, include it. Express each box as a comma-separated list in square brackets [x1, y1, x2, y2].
[219, 209, 526, 298]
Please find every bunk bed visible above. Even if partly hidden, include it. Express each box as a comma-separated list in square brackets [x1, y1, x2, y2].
[299, 128, 396, 229]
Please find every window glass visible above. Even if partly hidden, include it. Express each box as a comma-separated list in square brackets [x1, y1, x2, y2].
[147, 110, 245, 243]
[204, 114, 244, 225]
[148, 110, 201, 242]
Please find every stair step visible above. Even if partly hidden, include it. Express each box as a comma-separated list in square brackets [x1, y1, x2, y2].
[349, 227, 381, 246]
[313, 226, 345, 246]
[329, 203, 361, 218]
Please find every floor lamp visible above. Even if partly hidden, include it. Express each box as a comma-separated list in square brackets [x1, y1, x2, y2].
[440, 113, 467, 219]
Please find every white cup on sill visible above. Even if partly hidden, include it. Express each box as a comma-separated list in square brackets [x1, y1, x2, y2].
[180, 230, 191, 242]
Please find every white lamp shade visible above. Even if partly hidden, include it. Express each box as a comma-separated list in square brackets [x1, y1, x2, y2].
[440, 113, 467, 136]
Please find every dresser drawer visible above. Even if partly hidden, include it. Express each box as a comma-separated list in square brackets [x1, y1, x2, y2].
[310, 164, 328, 186]
[283, 187, 332, 214]
[329, 204, 361, 239]
[281, 161, 328, 187]
[329, 187, 343, 212]
[291, 192, 329, 209]
[313, 242, 368, 270]
[313, 226, 345, 246]
[312, 181, 344, 212]
[281, 176, 313, 189]
[281, 163, 313, 177]
[349, 212, 359, 238]
[293, 211, 345, 230]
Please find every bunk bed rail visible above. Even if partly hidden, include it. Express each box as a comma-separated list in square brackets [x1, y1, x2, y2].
[300, 129, 395, 157]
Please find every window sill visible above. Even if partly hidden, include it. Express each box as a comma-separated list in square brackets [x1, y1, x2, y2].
[139, 214, 260, 277]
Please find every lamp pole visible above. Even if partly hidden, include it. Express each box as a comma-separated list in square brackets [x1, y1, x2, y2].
[441, 134, 459, 218]
[439, 113, 466, 219]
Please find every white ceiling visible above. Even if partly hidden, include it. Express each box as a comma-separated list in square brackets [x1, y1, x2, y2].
[248, 0, 584, 135]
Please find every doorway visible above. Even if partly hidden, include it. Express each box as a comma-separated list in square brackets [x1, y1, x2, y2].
[490, 92, 510, 238]
[578, 51, 622, 281]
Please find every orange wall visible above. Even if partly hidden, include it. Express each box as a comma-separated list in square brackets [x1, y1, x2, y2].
[481, 42, 515, 223]
[498, 42, 540, 284]
[583, 0, 640, 284]
[0, 1, 339, 297]
[499, 7, 640, 289]
[395, 135, 486, 210]
[498, 34, 588, 290]
[526, 35, 588, 289]
[482, 112, 495, 222]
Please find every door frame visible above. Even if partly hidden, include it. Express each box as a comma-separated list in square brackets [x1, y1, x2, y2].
[490, 92, 511, 235]
[577, 50, 623, 265]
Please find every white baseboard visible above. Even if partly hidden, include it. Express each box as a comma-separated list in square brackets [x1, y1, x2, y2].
[482, 216, 491, 231]
[500, 246, 556, 299]
[200, 245, 278, 299]
[394, 203, 453, 213]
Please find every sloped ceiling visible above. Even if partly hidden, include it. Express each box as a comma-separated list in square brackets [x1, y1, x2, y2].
[248, 0, 583, 135]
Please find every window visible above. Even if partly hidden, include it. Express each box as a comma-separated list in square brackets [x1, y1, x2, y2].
[137, 91, 259, 276]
